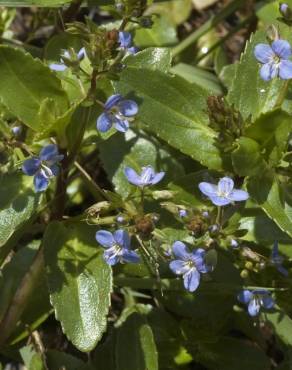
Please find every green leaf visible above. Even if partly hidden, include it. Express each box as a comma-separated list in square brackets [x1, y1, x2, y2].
[193, 336, 270, 370]
[116, 312, 158, 370]
[266, 311, 292, 346]
[244, 109, 292, 166]
[232, 137, 268, 176]
[227, 31, 286, 121]
[0, 240, 50, 343]
[170, 63, 223, 95]
[124, 47, 172, 71]
[116, 68, 223, 170]
[0, 173, 41, 261]
[134, 16, 177, 47]
[247, 172, 292, 238]
[0, 46, 68, 130]
[0, 0, 71, 5]
[46, 350, 89, 370]
[43, 221, 112, 352]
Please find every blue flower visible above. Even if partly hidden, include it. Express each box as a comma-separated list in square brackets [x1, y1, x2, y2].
[22, 144, 63, 192]
[237, 289, 275, 317]
[254, 39, 292, 80]
[230, 239, 239, 248]
[124, 165, 165, 187]
[271, 241, 288, 277]
[49, 47, 86, 71]
[118, 31, 138, 54]
[11, 126, 22, 136]
[95, 229, 140, 265]
[179, 209, 187, 218]
[169, 241, 209, 292]
[280, 3, 289, 14]
[96, 94, 138, 133]
[198, 177, 249, 206]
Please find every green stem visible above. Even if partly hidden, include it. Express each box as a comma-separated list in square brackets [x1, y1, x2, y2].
[0, 247, 44, 346]
[274, 80, 290, 109]
[195, 16, 255, 63]
[172, 0, 244, 57]
[74, 161, 110, 201]
[215, 206, 223, 227]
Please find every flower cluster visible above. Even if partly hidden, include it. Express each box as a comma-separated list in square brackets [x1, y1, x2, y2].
[22, 144, 63, 192]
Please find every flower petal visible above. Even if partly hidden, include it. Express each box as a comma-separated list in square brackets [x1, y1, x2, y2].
[150, 172, 165, 185]
[104, 94, 123, 110]
[254, 43, 274, 64]
[169, 260, 189, 275]
[277, 265, 289, 277]
[124, 166, 142, 186]
[34, 170, 50, 192]
[49, 63, 67, 71]
[218, 177, 234, 194]
[172, 241, 190, 260]
[279, 60, 292, 79]
[22, 157, 41, 176]
[95, 230, 115, 248]
[261, 294, 275, 310]
[248, 298, 261, 316]
[260, 63, 278, 81]
[103, 250, 120, 266]
[39, 144, 59, 161]
[77, 47, 86, 60]
[208, 195, 231, 206]
[272, 39, 292, 59]
[183, 269, 200, 292]
[96, 112, 114, 132]
[198, 182, 218, 197]
[228, 189, 249, 202]
[118, 99, 138, 116]
[238, 290, 253, 304]
[127, 46, 138, 54]
[115, 119, 129, 132]
[140, 166, 155, 185]
[114, 229, 130, 249]
[119, 31, 132, 48]
[122, 249, 140, 263]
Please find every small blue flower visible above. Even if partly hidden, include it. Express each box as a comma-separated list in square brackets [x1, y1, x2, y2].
[22, 144, 63, 192]
[11, 126, 22, 136]
[124, 165, 165, 187]
[118, 31, 138, 54]
[271, 241, 288, 277]
[169, 241, 209, 292]
[116, 215, 125, 223]
[254, 39, 292, 80]
[280, 3, 289, 14]
[96, 94, 138, 133]
[199, 177, 249, 206]
[230, 239, 239, 248]
[179, 209, 188, 218]
[95, 229, 140, 265]
[237, 289, 275, 317]
[49, 47, 86, 71]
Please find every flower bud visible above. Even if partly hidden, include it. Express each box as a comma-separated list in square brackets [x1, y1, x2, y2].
[240, 269, 249, 278]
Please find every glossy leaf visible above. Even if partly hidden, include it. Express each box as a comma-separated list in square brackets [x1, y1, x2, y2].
[247, 172, 292, 238]
[0, 173, 41, 261]
[116, 68, 223, 170]
[0, 46, 69, 130]
[44, 222, 112, 352]
[116, 312, 158, 370]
